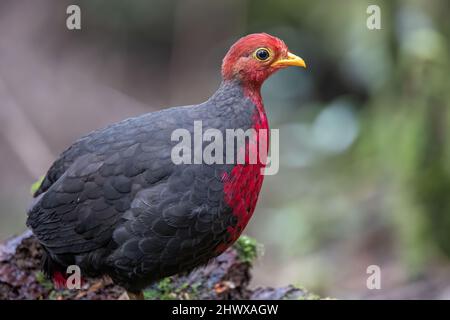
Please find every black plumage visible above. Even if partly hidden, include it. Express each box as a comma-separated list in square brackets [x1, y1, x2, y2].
[27, 81, 256, 292]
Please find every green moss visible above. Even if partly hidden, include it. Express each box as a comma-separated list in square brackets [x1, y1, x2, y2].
[143, 277, 204, 300]
[143, 277, 177, 300]
[291, 284, 328, 300]
[35, 271, 53, 290]
[234, 235, 262, 263]
[48, 291, 59, 300]
[143, 289, 161, 300]
[298, 293, 321, 300]
[30, 176, 45, 195]
[189, 281, 201, 297]
[143, 289, 157, 300]
[157, 277, 174, 294]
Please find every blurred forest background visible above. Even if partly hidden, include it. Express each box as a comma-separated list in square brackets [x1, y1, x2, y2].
[0, 0, 449, 299]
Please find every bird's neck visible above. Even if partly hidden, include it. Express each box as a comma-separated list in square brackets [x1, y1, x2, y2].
[241, 82, 268, 131]
[215, 79, 268, 131]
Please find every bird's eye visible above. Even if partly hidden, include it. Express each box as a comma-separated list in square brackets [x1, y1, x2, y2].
[254, 48, 271, 61]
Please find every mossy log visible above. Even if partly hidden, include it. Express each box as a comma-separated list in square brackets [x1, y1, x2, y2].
[0, 231, 308, 300]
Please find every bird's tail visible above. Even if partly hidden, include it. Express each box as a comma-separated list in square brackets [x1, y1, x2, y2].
[41, 251, 68, 289]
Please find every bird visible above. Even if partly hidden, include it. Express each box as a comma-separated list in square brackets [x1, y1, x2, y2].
[26, 33, 306, 299]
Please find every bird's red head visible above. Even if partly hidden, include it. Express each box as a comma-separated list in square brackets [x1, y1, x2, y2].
[222, 33, 306, 88]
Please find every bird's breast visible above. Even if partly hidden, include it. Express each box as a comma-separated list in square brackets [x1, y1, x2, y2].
[216, 108, 268, 253]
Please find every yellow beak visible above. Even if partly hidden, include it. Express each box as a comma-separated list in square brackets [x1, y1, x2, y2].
[271, 52, 306, 68]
